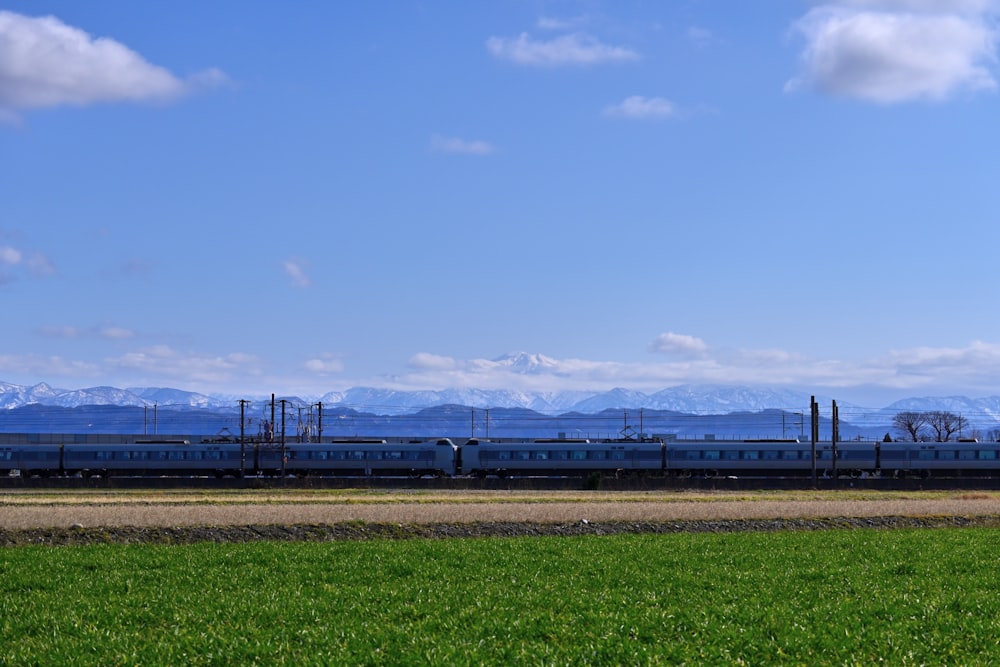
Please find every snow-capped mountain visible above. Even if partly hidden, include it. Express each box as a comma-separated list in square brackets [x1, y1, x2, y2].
[317, 387, 593, 415]
[1, 379, 996, 417]
[0, 382, 220, 410]
[644, 385, 822, 414]
[490, 352, 561, 374]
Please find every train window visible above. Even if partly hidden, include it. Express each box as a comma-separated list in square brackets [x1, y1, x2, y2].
[684, 450, 701, 460]
[384, 451, 402, 460]
[980, 450, 998, 460]
[368, 452, 384, 460]
[497, 451, 511, 461]
[0, 452, 9, 460]
[742, 451, 759, 460]
[347, 451, 365, 460]
[762, 450, 778, 460]
[610, 450, 626, 460]
[780, 451, 799, 460]
[204, 451, 221, 460]
[534, 451, 549, 460]
[917, 450, 936, 460]
[570, 451, 587, 460]
[551, 450, 568, 460]
[703, 450, 720, 461]
[721, 450, 739, 460]
[588, 451, 607, 460]
[955, 449, 974, 460]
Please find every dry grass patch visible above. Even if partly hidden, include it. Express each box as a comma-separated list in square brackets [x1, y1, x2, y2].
[2, 488, 1000, 530]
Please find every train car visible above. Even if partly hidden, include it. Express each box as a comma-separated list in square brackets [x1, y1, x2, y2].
[664, 440, 880, 478]
[820, 442, 880, 478]
[880, 441, 1000, 478]
[255, 439, 458, 477]
[459, 438, 664, 478]
[0, 444, 63, 477]
[61, 442, 244, 478]
[666, 440, 812, 478]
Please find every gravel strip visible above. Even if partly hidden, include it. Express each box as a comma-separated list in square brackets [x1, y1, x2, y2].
[2, 515, 999, 546]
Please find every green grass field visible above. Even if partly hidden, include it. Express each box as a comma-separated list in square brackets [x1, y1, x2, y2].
[2, 528, 999, 665]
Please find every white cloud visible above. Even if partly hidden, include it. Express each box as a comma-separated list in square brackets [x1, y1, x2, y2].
[282, 259, 312, 288]
[537, 16, 588, 31]
[25, 252, 55, 276]
[837, 0, 998, 12]
[368, 340, 1000, 404]
[0, 245, 22, 264]
[304, 357, 345, 374]
[0, 243, 55, 280]
[0, 352, 99, 378]
[99, 326, 135, 340]
[409, 353, 458, 371]
[7, 339, 1000, 404]
[37, 323, 134, 340]
[648, 332, 709, 357]
[604, 96, 676, 119]
[111, 345, 260, 385]
[37, 325, 82, 338]
[429, 135, 495, 155]
[0, 10, 227, 116]
[486, 32, 639, 66]
[787, 3, 999, 103]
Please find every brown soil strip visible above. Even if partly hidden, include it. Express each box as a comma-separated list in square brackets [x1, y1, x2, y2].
[3, 497, 1000, 530]
[4, 491, 1000, 546]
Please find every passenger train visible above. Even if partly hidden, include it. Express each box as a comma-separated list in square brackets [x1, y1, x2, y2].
[2, 436, 1000, 479]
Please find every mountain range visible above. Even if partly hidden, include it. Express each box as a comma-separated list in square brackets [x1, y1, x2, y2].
[3, 380, 841, 414]
[6, 380, 1000, 417]
[4, 379, 1000, 441]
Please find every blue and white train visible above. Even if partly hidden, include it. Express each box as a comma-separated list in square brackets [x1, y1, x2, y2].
[2, 437, 1000, 479]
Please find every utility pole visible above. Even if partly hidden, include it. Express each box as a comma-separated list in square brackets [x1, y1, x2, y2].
[279, 399, 289, 479]
[238, 399, 250, 478]
[270, 394, 276, 443]
[315, 402, 323, 443]
[832, 400, 840, 478]
[810, 396, 819, 487]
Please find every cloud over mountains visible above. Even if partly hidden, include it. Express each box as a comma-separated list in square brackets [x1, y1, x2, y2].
[0, 10, 226, 119]
[787, 1, 999, 103]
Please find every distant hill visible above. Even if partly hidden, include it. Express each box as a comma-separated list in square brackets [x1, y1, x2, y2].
[2, 380, 999, 440]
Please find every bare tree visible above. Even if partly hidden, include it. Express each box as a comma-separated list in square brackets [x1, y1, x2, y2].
[926, 411, 968, 442]
[892, 411, 928, 441]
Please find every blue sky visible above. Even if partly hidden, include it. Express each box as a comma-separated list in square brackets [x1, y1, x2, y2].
[2, 0, 1000, 406]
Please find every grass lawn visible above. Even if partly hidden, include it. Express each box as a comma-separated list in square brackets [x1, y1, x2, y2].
[2, 528, 1000, 665]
